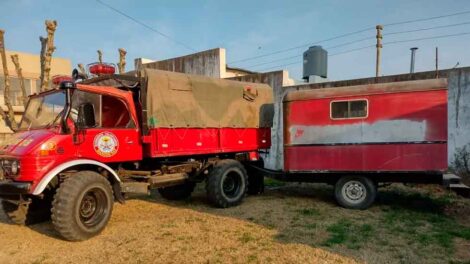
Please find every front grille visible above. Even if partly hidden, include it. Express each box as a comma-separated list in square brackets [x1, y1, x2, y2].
[0, 159, 17, 179]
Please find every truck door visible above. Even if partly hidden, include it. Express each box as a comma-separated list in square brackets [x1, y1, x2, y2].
[73, 90, 142, 162]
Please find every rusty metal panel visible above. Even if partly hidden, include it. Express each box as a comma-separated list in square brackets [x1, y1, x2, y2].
[284, 78, 447, 102]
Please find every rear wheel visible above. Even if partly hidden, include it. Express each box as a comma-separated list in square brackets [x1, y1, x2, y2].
[334, 176, 377, 210]
[206, 159, 248, 208]
[158, 182, 196, 200]
[1, 195, 52, 225]
[51, 171, 113, 241]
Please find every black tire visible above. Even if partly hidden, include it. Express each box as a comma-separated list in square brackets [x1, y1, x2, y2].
[246, 161, 264, 195]
[206, 159, 248, 208]
[335, 176, 377, 210]
[158, 182, 196, 200]
[1, 195, 52, 225]
[51, 171, 113, 241]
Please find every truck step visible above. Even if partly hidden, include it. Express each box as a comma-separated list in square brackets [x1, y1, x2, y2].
[449, 183, 470, 198]
[148, 173, 188, 188]
[443, 173, 463, 186]
[121, 182, 150, 194]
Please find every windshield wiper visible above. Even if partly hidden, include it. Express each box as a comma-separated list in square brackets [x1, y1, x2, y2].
[45, 111, 64, 128]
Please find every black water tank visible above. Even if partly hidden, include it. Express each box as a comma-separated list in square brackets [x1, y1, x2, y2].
[303, 46, 327, 79]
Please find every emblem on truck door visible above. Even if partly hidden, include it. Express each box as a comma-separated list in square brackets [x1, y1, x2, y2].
[93, 132, 119, 157]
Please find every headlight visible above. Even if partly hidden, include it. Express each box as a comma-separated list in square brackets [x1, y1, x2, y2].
[11, 160, 19, 175]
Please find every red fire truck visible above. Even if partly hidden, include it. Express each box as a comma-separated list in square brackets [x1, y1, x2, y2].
[0, 68, 273, 241]
[0, 66, 457, 241]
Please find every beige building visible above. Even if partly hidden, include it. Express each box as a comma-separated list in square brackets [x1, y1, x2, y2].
[135, 47, 293, 80]
[0, 50, 72, 138]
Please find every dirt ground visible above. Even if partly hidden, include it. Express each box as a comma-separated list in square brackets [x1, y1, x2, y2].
[0, 187, 357, 264]
[0, 183, 469, 264]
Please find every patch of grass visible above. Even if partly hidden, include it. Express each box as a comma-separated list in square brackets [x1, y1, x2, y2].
[247, 254, 258, 262]
[297, 208, 320, 216]
[322, 219, 374, 249]
[382, 204, 470, 251]
[239, 232, 256, 244]
[304, 223, 317, 230]
[264, 178, 286, 188]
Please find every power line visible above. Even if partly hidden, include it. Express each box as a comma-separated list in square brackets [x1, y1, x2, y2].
[384, 31, 470, 45]
[245, 37, 374, 69]
[383, 10, 470, 27]
[229, 27, 374, 64]
[387, 21, 470, 35]
[248, 21, 470, 69]
[247, 55, 302, 68]
[329, 45, 376, 56]
[258, 31, 470, 72]
[95, 0, 196, 52]
[231, 9, 470, 65]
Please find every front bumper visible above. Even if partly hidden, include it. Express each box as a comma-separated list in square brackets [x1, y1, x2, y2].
[0, 180, 31, 196]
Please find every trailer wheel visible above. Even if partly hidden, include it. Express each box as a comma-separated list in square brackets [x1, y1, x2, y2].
[158, 182, 196, 200]
[246, 160, 265, 195]
[206, 159, 248, 208]
[51, 171, 113, 241]
[335, 176, 376, 210]
[1, 195, 52, 225]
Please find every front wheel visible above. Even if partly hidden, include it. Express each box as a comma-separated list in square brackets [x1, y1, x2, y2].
[2, 195, 52, 225]
[51, 171, 114, 241]
[334, 176, 377, 210]
[206, 159, 248, 208]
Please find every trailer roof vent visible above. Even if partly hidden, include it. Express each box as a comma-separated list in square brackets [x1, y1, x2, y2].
[303, 46, 327, 81]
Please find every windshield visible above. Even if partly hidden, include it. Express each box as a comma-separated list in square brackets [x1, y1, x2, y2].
[20, 91, 66, 130]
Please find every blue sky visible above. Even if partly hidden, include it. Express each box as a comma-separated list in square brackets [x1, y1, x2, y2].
[1, 0, 470, 81]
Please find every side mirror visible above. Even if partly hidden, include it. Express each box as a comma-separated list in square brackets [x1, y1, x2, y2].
[77, 103, 96, 128]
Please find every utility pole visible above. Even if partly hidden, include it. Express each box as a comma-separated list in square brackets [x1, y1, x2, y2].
[375, 25, 383, 78]
[410, 47, 418, 73]
[435, 47, 439, 78]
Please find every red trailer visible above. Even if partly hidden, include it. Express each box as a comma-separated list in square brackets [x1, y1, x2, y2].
[254, 78, 451, 209]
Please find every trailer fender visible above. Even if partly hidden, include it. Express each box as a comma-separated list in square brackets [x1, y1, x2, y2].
[32, 159, 121, 196]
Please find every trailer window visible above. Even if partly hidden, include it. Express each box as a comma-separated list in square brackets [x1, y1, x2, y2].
[331, 100, 368, 119]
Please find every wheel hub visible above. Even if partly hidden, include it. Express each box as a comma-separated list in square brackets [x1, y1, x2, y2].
[222, 171, 242, 198]
[342, 180, 366, 204]
[78, 188, 108, 228]
[80, 194, 97, 218]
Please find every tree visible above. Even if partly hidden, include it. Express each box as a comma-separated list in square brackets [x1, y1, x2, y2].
[0, 29, 19, 131]
[40, 20, 57, 92]
[0, 20, 58, 131]
[118, 48, 127, 74]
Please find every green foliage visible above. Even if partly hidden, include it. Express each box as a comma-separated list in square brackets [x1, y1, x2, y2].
[297, 208, 320, 216]
[322, 219, 374, 249]
[263, 178, 286, 188]
[451, 144, 470, 183]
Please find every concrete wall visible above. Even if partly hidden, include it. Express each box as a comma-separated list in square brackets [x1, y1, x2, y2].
[228, 70, 294, 170]
[136, 48, 225, 78]
[448, 68, 470, 165]
[135, 48, 255, 78]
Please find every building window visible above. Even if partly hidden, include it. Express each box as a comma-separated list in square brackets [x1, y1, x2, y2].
[331, 99, 368, 119]
[0, 76, 33, 106]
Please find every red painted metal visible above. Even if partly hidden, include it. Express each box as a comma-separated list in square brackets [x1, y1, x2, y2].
[284, 80, 448, 172]
[52, 75, 73, 86]
[285, 143, 447, 171]
[89, 63, 116, 75]
[144, 128, 270, 157]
